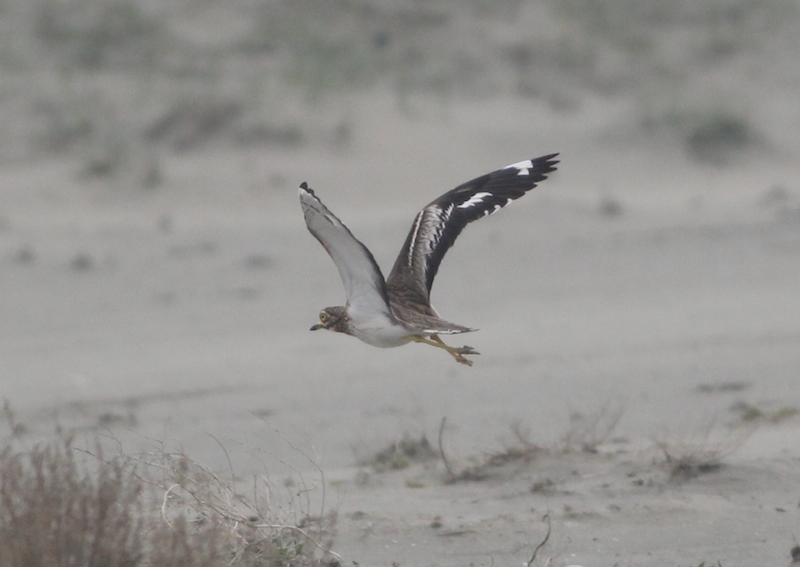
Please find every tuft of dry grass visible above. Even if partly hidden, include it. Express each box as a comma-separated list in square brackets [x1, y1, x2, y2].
[133, 445, 340, 567]
[359, 434, 438, 473]
[730, 400, 800, 424]
[655, 423, 750, 482]
[0, 436, 147, 566]
[559, 404, 624, 454]
[662, 448, 724, 481]
[0, 428, 340, 567]
[440, 419, 543, 483]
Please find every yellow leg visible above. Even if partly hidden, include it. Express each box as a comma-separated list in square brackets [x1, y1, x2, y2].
[407, 334, 479, 366]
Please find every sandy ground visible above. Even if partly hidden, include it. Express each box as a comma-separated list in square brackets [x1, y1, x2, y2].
[2, 91, 800, 566]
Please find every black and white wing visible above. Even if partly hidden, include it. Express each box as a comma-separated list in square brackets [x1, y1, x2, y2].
[299, 183, 393, 316]
[386, 153, 558, 304]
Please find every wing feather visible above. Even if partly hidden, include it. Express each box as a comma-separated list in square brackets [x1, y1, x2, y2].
[387, 153, 558, 304]
[299, 183, 392, 316]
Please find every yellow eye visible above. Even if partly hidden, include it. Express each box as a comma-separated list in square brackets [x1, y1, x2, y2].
[319, 312, 329, 323]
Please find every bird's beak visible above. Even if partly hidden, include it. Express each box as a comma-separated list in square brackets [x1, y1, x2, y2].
[310, 323, 323, 331]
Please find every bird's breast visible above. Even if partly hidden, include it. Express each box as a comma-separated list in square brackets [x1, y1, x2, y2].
[347, 310, 413, 348]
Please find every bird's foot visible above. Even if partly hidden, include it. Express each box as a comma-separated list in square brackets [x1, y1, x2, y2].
[451, 345, 479, 366]
[408, 334, 480, 366]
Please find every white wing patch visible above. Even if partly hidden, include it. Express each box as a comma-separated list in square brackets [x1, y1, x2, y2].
[504, 159, 534, 176]
[457, 191, 492, 210]
[482, 198, 513, 217]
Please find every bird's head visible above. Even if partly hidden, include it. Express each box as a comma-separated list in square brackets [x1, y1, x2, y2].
[310, 306, 350, 333]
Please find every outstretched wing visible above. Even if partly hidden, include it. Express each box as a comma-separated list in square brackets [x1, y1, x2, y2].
[299, 183, 393, 316]
[386, 153, 558, 305]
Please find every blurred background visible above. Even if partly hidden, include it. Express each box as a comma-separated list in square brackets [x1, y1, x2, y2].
[1, 0, 799, 178]
[1, 0, 800, 468]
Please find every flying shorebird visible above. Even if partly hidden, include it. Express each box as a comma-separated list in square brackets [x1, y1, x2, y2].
[299, 153, 558, 366]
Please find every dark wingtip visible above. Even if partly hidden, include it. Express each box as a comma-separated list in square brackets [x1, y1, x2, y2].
[537, 153, 560, 173]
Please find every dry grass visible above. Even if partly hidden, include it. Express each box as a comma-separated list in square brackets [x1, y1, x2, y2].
[132, 446, 339, 567]
[0, 436, 148, 566]
[730, 400, 800, 424]
[559, 404, 624, 454]
[655, 424, 750, 481]
[358, 434, 438, 473]
[439, 419, 543, 483]
[0, 423, 340, 567]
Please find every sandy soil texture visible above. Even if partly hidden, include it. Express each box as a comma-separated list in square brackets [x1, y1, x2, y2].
[2, 2, 800, 565]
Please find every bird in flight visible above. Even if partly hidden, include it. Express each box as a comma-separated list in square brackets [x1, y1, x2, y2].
[299, 153, 558, 366]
